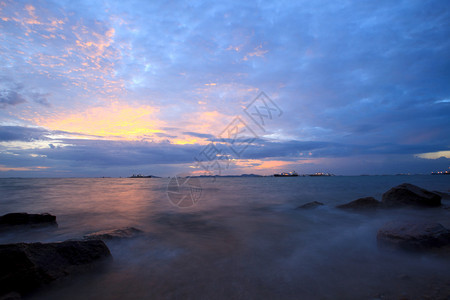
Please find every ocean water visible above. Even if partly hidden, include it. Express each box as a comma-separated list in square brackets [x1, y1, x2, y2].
[0, 176, 449, 299]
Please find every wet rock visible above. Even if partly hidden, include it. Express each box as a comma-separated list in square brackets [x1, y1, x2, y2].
[433, 191, 450, 200]
[382, 183, 441, 207]
[377, 221, 450, 252]
[0, 213, 56, 227]
[337, 197, 381, 210]
[296, 201, 324, 209]
[84, 227, 143, 240]
[0, 240, 111, 297]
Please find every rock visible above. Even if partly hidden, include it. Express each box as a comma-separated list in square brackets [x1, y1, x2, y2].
[0, 213, 56, 227]
[296, 201, 324, 209]
[0, 240, 111, 297]
[377, 221, 450, 252]
[0, 292, 21, 300]
[433, 191, 450, 200]
[84, 227, 143, 240]
[382, 183, 441, 207]
[337, 197, 381, 210]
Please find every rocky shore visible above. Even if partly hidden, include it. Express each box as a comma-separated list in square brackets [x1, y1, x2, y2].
[0, 212, 143, 298]
[298, 183, 450, 255]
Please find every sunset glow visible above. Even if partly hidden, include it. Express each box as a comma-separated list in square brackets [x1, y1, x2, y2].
[0, 0, 448, 177]
[31, 103, 164, 140]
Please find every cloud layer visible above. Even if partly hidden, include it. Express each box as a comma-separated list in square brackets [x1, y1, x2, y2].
[0, 0, 449, 176]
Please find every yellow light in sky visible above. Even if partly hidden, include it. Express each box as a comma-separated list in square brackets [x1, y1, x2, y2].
[235, 159, 294, 170]
[33, 103, 164, 140]
[0, 165, 50, 171]
[416, 151, 450, 159]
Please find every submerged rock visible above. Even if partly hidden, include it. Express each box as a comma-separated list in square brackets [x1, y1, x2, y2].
[296, 201, 324, 209]
[0, 213, 56, 227]
[377, 221, 450, 252]
[337, 197, 381, 210]
[84, 227, 143, 240]
[382, 183, 441, 207]
[0, 240, 111, 297]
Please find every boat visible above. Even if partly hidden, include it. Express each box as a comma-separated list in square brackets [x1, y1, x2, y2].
[274, 171, 299, 177]
[309, 172, 334, 176]
[431, 170, 450, 175]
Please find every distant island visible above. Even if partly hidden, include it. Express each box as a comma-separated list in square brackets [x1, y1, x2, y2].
[190, 172, 335, 178]
[129, 174, 161, 178]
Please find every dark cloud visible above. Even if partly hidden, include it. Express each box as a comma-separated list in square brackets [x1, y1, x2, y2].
[0, 90, 26, 108]
[182, 132, 215, 139]
[0, 126, 49, 142]
[35, 139, 201, 167]
[31, 93, 51, 107]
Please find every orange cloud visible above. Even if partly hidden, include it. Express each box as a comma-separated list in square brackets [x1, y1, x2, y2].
[0, 165, 50, 172]
[24, 4, 41, 25]
[243, 44, 268, 61]
[234, 158, 318, 173]
[185, 110, 232, 136]
[31, 103, 165, 140]
[234, 159, 292, 170]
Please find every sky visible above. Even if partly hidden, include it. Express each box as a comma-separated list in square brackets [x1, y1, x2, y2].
[0, 0, 449, 177]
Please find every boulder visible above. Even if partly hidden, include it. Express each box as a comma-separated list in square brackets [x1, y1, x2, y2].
[377, 221, 450, 252]
[382, 183, 441, 207]
[433, 191, 450, 200]
[337, 197, 381, 210]
[0, 240, 111, 297]
[84, 227, 143, 240]
[296, 201, 324, 209]
[0, 213, 56, 227]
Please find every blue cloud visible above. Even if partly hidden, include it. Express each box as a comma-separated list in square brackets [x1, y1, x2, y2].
[0, 91, 26, 108]
[0, 0, 449, 176]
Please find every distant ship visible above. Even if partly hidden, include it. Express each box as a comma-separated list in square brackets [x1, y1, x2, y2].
[274, 171, 299, 177]
[309, 172, 334, 176]
[431, 170, 450, 175]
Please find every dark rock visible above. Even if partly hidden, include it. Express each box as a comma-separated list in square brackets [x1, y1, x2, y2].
[296, 201, 324, 209]
[0, 240, 111, 297]
[377, 221, 450, 252]
[337, 197, 381, 210]
[0, 292, 21, 300]
[382, 183, 441, 207]
[84, 227, 143, 240]
[0, 213, 56, 227]
[433, 191, 450, 200]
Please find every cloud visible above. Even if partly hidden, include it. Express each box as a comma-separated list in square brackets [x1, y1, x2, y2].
[416, 151, 450, 159]
[182, 132, 215, 139]
[0, 0, 449, 176]
[0, 165, 49, 172]
[28, 103, 165, 140]
[0, 90, 26, 108]
[0, 126, 48, 141]
[31, 92, 51, 107]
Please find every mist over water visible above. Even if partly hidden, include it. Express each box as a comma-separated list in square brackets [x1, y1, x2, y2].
[1, 176, 449, 299]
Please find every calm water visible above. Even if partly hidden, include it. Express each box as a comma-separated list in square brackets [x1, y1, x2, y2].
[0, 176, 449, 299]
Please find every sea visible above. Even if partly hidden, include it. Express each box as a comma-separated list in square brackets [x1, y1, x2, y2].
[0, 175, 449, 300]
